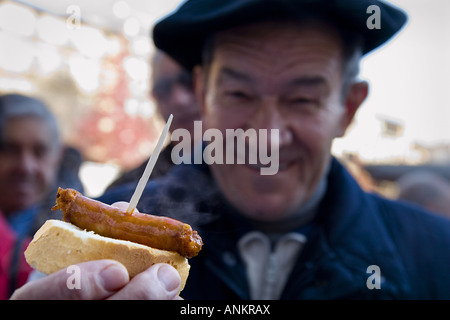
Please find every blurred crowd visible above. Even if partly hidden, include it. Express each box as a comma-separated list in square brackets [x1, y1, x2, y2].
[2, 0, 450, 300]
[2, 47, 449, 299]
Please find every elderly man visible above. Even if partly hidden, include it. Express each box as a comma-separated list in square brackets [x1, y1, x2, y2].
[0, 94, 63, 230]
[13, 0, 450, 300]
[0, 94, 63, 298]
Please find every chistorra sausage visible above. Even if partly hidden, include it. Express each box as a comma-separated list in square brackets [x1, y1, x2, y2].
[51, 187, 203, 258]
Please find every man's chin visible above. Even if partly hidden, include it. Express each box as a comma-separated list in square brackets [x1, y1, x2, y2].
[237, 198, 297, 222]
[8, 190, 42, 209]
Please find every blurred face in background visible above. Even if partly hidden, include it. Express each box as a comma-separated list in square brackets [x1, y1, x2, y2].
[0, 116, 61, 215]
[152, 51, 200, 142]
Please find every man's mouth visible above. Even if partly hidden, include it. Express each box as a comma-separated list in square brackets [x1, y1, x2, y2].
[245, 158, 297, 173]
[9, 178, 36, 193]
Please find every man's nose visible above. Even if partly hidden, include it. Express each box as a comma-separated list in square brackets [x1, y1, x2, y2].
[253, 98, 293, 148]
[16, 151, 38, 174]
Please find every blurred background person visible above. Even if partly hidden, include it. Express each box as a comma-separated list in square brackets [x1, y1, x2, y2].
[151, 50, 200, 143]
[0, 205, 32, 299]
[396, 170, 450, 219]
[57, 145, 85, 194]
[0, 93, 62, 298]
[0, 93, 64, 237]
[106, 50, 200, 190]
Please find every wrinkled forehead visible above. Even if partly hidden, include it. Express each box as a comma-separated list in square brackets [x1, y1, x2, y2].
[205, 19, 346, 81]
[0, 114, 60, 149]
[206, 19, 345, 67]
[3, 116, 53, 140]
[0, 96, 60, 147]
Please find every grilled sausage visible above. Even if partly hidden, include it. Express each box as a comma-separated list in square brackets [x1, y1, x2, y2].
[51, 188, 203, 258]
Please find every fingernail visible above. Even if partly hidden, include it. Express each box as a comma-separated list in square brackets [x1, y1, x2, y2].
[99, 263, 129, 292]
[157, 265, 180, 292]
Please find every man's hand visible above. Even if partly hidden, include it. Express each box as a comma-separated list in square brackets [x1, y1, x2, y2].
[10, 260, 182, 300]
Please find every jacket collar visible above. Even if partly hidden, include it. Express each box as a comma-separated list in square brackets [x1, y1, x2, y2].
[281, 158, 412, 298]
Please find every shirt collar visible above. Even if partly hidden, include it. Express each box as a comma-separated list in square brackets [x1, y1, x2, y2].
[238, 230, 307, 299]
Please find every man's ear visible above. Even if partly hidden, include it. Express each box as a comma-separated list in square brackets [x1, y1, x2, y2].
[338, 80, 369, 137]
[193, 65, 207, 117]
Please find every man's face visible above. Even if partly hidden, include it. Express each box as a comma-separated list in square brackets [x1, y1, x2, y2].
[0, 117, 61, 215]
[195, 20, 366, 221]
[152, 53, 200, 138]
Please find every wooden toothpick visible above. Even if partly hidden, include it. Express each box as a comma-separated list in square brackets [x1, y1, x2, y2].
[126, 114, 173, 214]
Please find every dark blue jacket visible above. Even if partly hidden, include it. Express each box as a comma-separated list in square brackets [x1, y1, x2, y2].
[99, 158, 450, 299]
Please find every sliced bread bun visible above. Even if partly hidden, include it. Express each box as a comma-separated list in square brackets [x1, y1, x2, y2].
[24, 219, 190, 291]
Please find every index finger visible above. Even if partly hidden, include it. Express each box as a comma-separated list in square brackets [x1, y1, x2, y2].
[10, 260, 129, 300]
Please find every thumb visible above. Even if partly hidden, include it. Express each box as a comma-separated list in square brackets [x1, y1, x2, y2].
[11, 260, 129, 300]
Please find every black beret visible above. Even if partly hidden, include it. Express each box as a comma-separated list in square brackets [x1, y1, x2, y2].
[153, 0, 408, 71]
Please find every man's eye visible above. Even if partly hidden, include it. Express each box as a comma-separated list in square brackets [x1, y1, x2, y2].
[0, 143, 17, 155]
[291, 97, 312, 104]
[34, 145, 49, 158]
[227, 90, 251, 100]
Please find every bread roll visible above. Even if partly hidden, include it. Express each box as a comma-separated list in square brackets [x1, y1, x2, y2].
[24, 219, 190, 291]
